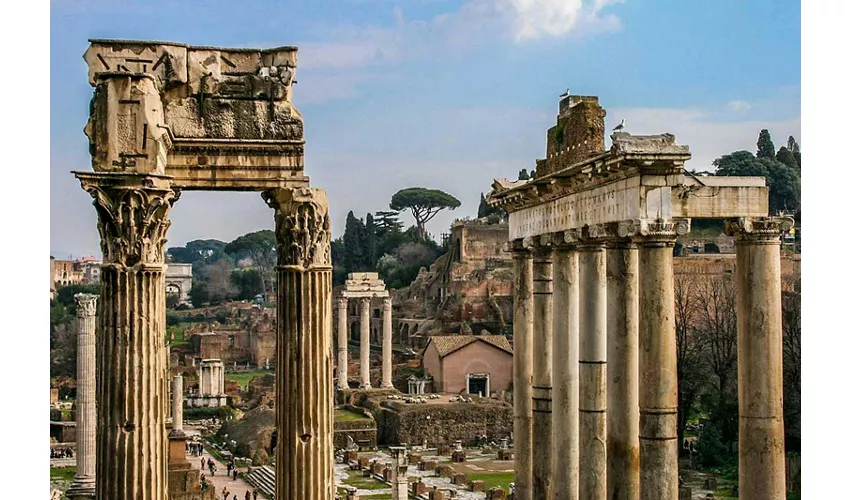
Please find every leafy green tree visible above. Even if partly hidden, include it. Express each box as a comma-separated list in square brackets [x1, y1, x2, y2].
[365, 213, 377, 268]
[776, 146, 799, 170]
[389, 187, 461, 240]
[756, 129, 775, 159]
[374, 211, 404, 237]
[787, 136, 801, 169]
[343, 211, 367, 272]
[189, 281, 210, 308]
[231, 269, 265, 300]
[168, 239, 227, 265]
[224, 230, 276, 294]
[713, 150, 800, 214]
[518, 169, 531, 180]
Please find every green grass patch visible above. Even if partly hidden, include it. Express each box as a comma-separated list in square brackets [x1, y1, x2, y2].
[335, 409, 371, 422]
[50, 466, 76, 482]
[361, 494, 391, 499]
[226, 370, 273, 387]
[341, 475, 387, 490]
[467, 472, 515, 489]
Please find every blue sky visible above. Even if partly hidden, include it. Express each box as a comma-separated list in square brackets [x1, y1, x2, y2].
[50, 0, 801, 258]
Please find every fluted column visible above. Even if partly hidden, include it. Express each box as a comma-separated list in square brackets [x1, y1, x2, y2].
[67, 293, 98, 500]
[532, 238, 554, 500]
[578, 232, 607, 500]
[637, 219, 689, 500]
[726, 217, 792, 500]
[359, 297, 373, 389]
[381, 297, 394, 388]
[263, 187, 334, 500]
[607, 230, 640, 500]
[552, 233, 580, 500]
[512, 240, 534, 500]
[77, 173, 178, 500]
[337, 298, 350, 389]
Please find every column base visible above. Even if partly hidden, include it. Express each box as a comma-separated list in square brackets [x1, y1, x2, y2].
[381, 383, 394, 389]
[66, 480, 96, 499]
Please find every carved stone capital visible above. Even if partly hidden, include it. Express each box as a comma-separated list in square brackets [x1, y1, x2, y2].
[336, 297, 348, 310]
[382, 297, 393, 310]
[262, 187, 331, 270]
[74, 294, 99, 317]
[358, 297, 372, 309]
[77, 173, 178, 268]
[724, 216, 794, 243]
[633, 218, 691, 245]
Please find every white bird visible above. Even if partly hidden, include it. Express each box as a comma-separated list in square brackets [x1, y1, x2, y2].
[560, 88, 570, 98]
[613, 118, 626, 132]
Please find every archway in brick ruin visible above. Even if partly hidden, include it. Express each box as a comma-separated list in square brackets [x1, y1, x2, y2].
[487, 94, 793, 500]
[73, 39, 333, 500]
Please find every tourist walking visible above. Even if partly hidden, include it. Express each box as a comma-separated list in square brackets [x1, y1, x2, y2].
[252, 491, 258, 500]
[201, 457, 206, 470]
[222, 487, 229, 500]
[233, 468, 238, 481]
[244, 491, 250, 500]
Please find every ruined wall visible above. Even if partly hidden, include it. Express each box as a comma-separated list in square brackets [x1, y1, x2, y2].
[441, 342, 513, 395]
[538, 96, 607, 177]
[376, 401, 513, 446]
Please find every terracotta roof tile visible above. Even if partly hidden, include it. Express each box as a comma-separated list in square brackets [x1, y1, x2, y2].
[426, 335, 513, 358]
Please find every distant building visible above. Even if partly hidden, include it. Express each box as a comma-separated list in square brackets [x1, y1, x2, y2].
[422, 334, 513, 397]
[164, 263, 193, 304]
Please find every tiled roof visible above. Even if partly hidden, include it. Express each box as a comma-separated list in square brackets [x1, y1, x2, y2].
[426, 335, 513, 358]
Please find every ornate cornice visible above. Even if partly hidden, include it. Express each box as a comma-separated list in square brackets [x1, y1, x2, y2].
[78, 175, 178, 268]
[74, 293, 99, 317]
[724, 216, 794, 242]
[262, 187, 331, 270]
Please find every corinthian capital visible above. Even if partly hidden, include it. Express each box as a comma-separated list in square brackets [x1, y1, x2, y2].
[724, 216, 794, 242]
[262, 187, 332, 270]
[76, 173, 179, 268]
[74, 293, 99, 317]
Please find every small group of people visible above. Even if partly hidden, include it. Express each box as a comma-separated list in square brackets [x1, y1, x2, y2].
[220, 488, 258, 500]
[187, 441, 204, 456]
[50, 447, 74, 459]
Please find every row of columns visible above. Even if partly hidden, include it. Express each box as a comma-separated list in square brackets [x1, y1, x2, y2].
[75, 173, 336, 500]
[336, 296, 394, 390]
[511, 216, 791, 500]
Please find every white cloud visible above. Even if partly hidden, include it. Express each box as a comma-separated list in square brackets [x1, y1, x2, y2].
[727, 100, 752, 112]
[495, 0, 623, 41]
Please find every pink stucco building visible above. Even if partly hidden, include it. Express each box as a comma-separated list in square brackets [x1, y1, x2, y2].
[422, 335, 513, 396]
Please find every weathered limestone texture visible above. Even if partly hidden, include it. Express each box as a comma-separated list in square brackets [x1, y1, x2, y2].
[637, 220, 689, 500]
[337, 298, 350, 389]
[578, 238, 607, 499]
[76, 173, 178, 500]
[263, 187, 334, 500]
[725, 217, 793, 500]
[606, 239, 640, 500]
[552, 240, 580, 500]
[67, 294, 98, 500]
[391, 446, 410, 500]
[168, 374, 190, 471]
[171, 375, 185, 435]
[531, 242, 554, 500]
[359, 297, 372, 389]
[512, 245, 534, 500]
[382, 297, 394, 388]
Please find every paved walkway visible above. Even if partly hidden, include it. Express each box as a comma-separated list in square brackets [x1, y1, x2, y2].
[188, 450, 269, 500]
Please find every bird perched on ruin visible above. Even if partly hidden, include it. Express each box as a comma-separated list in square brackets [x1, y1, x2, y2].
[560, 88, 570, 98]
[613, 118, 626, 132]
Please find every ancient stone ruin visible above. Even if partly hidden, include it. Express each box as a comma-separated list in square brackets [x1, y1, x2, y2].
[74, 39, 333, 500]
[487, 94, 792, 499]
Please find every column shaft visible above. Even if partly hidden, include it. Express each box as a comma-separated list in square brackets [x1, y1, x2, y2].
[728, 218, 790, 499]
[382, 298, 394, 388]
[579, 244, 607, 499]
[264, 187, 335, 500]
[359, 298, 372, 389]
[68, 294, 98, 499]
[171, 375, 184, 435]
[553, 246, 580, 500]
[638, 242, 678, 500]
[512, 248, 534, 500]
[337, 299, 350, 389]
[532, 247, 554, 500]
[607, 244, 640, 500]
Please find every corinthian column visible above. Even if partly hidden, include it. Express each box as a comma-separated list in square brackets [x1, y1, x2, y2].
[337, 298, 350, 389]
[552, 232, 580, 500]
[76, 173, 178, 500]
[359, 297, 373, 389]
[67, 293, 98, 500]
[263, 187, 335, 500]
[381, 297, 394, 388]
[607, 223, 640, 500]
[511, 239, 534, 500]
[726, 217, 792, 500]
[532, 238, 554, 500]
[637, 219, 689, 500]
[578, 231, 607, 500]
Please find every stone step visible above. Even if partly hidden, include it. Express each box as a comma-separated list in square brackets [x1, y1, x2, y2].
[245, 465, 276, 499]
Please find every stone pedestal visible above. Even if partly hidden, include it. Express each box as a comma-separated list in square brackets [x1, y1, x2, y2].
[606, 240, 640, 500]
[359, 297, 372, 389]
[637, 220, 689, 500]
[511, 244, 534, 500]
[531, 243, 553, 500]
[169, 375, 189, 469]
[66, 294, 98, 500]
[264, 187, 335, 500]
[578, 241, 607, 499]
[77, 173, 178, 500]
[381, 297, 394, 388]
[552, 240, 579, 500]
[337, 298, 350, 389]
[726, 217, 792, 500]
